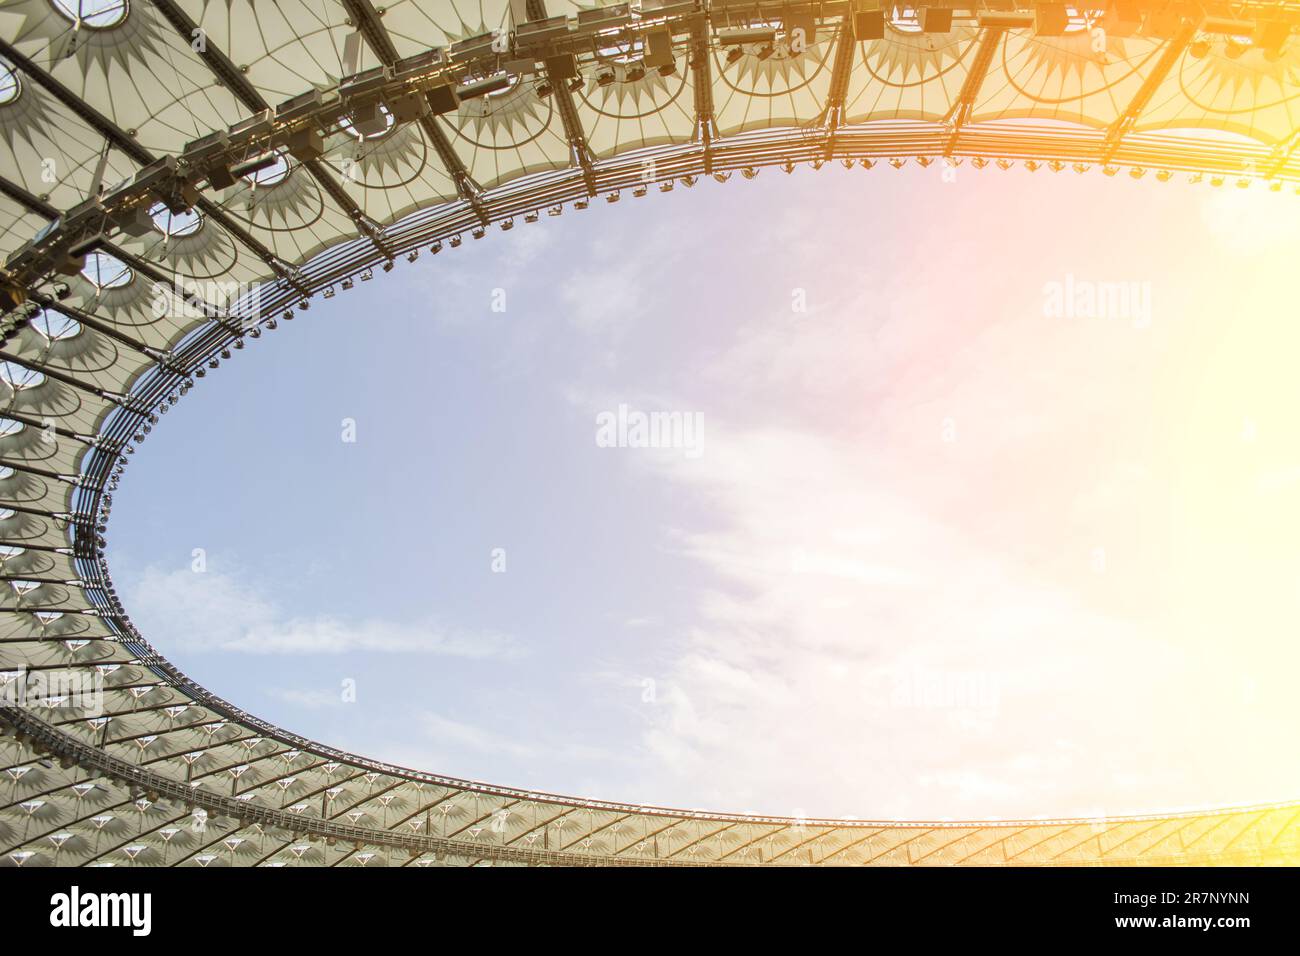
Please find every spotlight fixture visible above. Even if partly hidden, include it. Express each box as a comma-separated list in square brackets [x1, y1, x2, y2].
[713, 171, 731, 183]
[360, 268, 374, 280]
[1225, 38, 1248, 59]
[658, 63, 676, 77]
[680, 175, 697, 187]
[449, 234, 462, 247]
[548, 205, 563, 216]
[471, 226, 486, 239]
[658, 181, 674, 192]
[889, 157, 906, 168]
[756, 44, 774, 61]
[726, 46, 744, 65]
[323, 286, 335, 298]
[1189, 38, 1211, 58]
[1210, 175, 1225, 186]
[524, 211, 540, 223]
[228, 154, 279, 180]
[625, 66, 646, 82]
[457, 73, 512, 99]
[782, 160, 796, 174]
[381, 260, 394, 272]
[406, 250, 419, 263]
[0, 283, 27, 314]
[535, 81, 553, 98]
[1102, 165, 1119, 176]
[1023, 160, 1039, 172]
[742, 167, 759, 179]
[430, 241, 443, 253]
[606, 191, 620, 203]
[573, 198, 589, 209]
[1129, 167, 1146, 179]
[341, 278, 354, 290]
[841, 159, 855, 170]
[1072, 162, 1089, 174]
[596, 71, 615, 87]
[632, 185, 648, 197]
[971, 157, 989, 169]
[500, 218, 514, 230]
[567, 77, 583, 93]
[1156, 169, 1173, 182]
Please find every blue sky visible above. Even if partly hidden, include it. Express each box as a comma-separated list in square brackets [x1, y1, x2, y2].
[106, 164, 1300, 820]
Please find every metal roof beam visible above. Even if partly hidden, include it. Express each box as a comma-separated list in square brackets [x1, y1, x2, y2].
[99, 241, 225, 325]
[944, 26, 1006, 154]
[0, 348, 129, 406]
[1103, 18, 1199, 158]
[547, 67, 598, 195]
[133, 2, 391, 261]
[0, 39, 314, 295]
[0, 175, 58, 220]
[25, 292, 174, 368]
[689, 16, 717, 168]
[150, 0, 268, 114]
[823, 17, 858, 133]
[0, 38, 152, 166]
[340, 0, 488, 215]
[192, 199, 309, 295]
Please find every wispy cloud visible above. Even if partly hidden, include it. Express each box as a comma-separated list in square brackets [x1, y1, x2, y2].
[588, 271, 1298, 818]
[407, 711, 618, 782]
[123, 564, 521, 659]
[266, 686, 346, 709]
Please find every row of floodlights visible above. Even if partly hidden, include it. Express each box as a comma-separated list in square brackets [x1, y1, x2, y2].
[181, 6, 710, 189]
[3, 18, 691, 296]
[311, 152, 1294, 293]
[821, 4, 1294, 50]
[8, 143, 1293, 319]
[7, 1, 1293, 308]
[48, 151, 1300, 517]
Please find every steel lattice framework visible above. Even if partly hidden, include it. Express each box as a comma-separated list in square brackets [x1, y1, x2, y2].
[0, 0, 1299, 867]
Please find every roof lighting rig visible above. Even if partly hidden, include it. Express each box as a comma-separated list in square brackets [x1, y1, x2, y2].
[1, 0, 1297, 317]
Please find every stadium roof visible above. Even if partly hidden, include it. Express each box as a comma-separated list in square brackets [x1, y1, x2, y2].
[2, 0, 1299, 866]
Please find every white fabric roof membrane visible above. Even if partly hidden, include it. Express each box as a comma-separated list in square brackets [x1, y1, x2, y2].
[1, 0, 1299, 866]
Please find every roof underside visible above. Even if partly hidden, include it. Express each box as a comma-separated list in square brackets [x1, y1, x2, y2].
[1, 0, 1299, 866]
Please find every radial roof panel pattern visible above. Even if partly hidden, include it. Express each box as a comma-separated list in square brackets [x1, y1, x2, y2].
[2, 0, 1300, 866]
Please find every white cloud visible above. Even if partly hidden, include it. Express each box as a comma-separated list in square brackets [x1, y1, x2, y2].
[266, 686, 345, 709]
[414, 711, 615, 769]
[585, 278, 1294, 819]
[625, 422, 1185, 818]
[559, 261, 644, 335]
[123, 564, 520, 658]
[418, 712, 540, 760]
